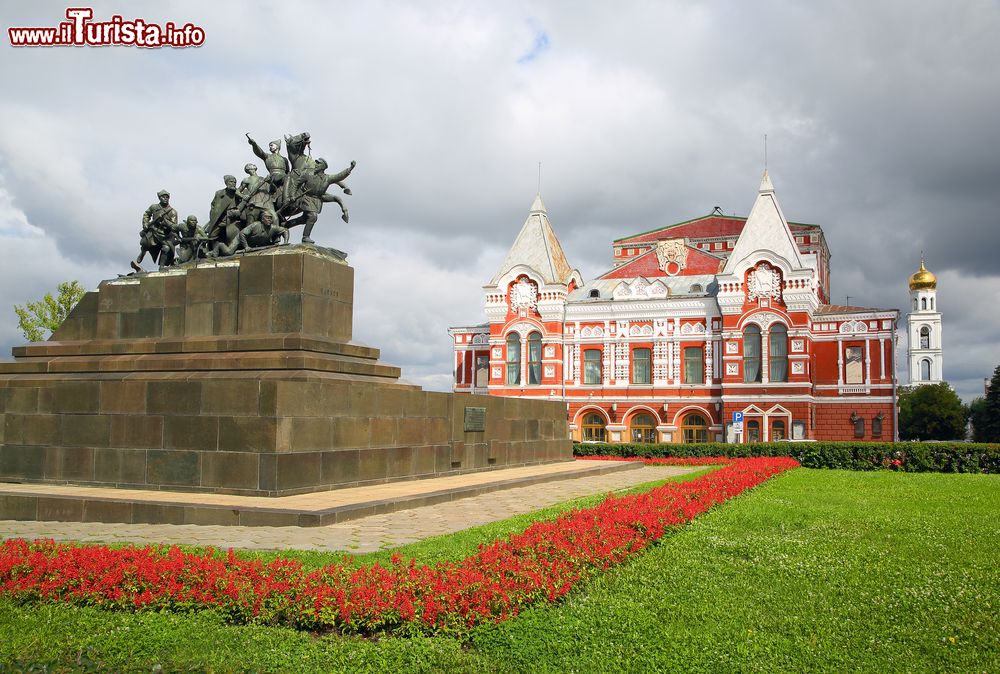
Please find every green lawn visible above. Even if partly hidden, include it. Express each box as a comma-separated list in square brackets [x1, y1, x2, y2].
[1, 469, 997, 673]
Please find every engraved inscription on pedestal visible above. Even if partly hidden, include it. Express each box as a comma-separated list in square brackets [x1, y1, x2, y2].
[464, 406, 486, 432]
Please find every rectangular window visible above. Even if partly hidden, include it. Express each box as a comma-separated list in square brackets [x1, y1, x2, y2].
[845, 346, 863, 384]
[583, 349, 602, 385]
[684, 346, 704, 384]
[632, 348, 651, 384]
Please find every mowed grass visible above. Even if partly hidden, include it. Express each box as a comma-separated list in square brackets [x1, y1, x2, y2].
[1, 469, 998, 673]
[472, 469, 1000, 673]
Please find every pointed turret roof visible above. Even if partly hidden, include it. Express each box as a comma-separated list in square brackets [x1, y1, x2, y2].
[490, 194, 574, 285]
[722, 171, 805, 273]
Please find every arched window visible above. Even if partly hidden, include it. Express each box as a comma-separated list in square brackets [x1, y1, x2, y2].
[582, 412, 606, 442]
[921, 297, 927, 310]
[747, 419, 761, 443]
[921, 359, 931, 381]
[505, 332, 521, 385]
[769, 324, 788, 382]
[689, 284, 703, 294]
[682, 413, 708, 443]
[630, 413, 657, 443]
[913, 298, 917, 310]
[527, 332, 542, 384]
[583, 349, 602, 385]
[920, 326, 930, 349]
[743, 325, 762, 383]
[589, 289, 600, 298]
[771, 419, 786, 441]
[930, 297, 934, 310]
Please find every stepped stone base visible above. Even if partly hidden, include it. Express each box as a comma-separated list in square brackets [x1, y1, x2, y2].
[0, 246, 571, 499]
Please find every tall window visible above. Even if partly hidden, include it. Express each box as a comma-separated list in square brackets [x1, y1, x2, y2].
[920, 327, 930, 349]
[921, 358, 931, 381]
[684, 346, 704, 384]
[632, 348, 651, 384]
[743, 325, 762, 382]
[475, 355, 489, 388]
[505, 333, 520, 385]
[630, 413, 656, 443]
[845, 346, 863, 384]
[921, 297, 927, 310]
[583, 349, 602, 385]
[746, 419, 761, 443]
[772, 419, 786, 441]
[582, 413, 606, 442]
[682, 413, 708, 443]
[527, 332, 542, 384]
[769, 324, 788, 382]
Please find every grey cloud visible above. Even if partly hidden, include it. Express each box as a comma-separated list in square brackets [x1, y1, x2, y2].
[0, 1, 997, 400]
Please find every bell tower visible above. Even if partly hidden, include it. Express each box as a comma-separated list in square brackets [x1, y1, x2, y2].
[907, 256, 942, 385]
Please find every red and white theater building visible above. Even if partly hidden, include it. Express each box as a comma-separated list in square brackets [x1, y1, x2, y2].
[449, 172, 899, 444]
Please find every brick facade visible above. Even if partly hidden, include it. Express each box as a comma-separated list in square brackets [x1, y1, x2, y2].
[451, 175, 898, 444]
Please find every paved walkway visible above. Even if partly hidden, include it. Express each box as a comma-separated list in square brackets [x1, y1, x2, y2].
[0, 465, 694, 553]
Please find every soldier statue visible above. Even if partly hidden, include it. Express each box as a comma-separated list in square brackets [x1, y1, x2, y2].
[175, 215, 209, 264]
[206, 175, 241, 239]
[238, 163, 275, 225]
[132, 189, 179, 272]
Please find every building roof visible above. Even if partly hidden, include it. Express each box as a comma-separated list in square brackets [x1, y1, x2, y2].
[614, 213, 821, 245]
[814, 305, 894, 315]
[491, 194, 574, 286]
[596, 246, 724, 280]
[568, 275, 718, 302]
[722, 171, 805, 274]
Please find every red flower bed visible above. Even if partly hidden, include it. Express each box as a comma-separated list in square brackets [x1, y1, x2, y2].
[0, 457, 797, 636]
[577, 455, 735, 466]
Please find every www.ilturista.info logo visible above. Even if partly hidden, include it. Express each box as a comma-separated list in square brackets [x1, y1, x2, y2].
[8, 7, 205, 48]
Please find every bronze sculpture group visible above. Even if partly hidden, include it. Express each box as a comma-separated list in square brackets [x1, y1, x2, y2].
[132, 131, 354, 272]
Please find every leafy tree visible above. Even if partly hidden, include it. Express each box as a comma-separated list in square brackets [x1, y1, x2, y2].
[897, 383, 968, 441]
[13, 280, 87, 342]
[970, 365, 1000, 442]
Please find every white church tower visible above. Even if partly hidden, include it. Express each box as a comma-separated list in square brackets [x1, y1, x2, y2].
[907, 256, 943, 385]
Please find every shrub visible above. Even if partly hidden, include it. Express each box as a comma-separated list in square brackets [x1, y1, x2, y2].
[573, 441, 1000, 473]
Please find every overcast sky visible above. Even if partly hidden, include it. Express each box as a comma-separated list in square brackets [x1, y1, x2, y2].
[1, 1, 998, 401]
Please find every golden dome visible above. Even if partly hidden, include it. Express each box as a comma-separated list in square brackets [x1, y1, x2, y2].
[908, 257, 937, 291]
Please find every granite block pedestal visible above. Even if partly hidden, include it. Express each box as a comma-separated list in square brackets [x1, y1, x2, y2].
[0, 246, 571, 512]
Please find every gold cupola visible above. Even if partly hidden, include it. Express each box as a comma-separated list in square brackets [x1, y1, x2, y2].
[908, 256, 937, 291]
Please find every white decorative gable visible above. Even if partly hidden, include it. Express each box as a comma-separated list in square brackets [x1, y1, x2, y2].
[723, 171, 804, 275]
[612, 277, 669, 300]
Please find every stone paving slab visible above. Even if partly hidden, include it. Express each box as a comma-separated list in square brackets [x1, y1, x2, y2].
[0, 465, 696, 553]
[0, 459, 642, 527]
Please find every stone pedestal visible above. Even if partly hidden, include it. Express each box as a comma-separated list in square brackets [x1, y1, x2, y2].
[0, 246, 571, 497]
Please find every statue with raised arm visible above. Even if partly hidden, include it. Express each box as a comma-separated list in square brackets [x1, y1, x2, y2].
[132, 189, 179, 272]
[246, 134, 289, 211]
[284, 157, 355, 243]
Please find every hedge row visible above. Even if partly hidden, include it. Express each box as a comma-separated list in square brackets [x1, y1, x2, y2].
[573, 441, 1000, 473]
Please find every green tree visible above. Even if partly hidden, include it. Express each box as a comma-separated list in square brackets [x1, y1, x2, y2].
[13, 280, 87, 342]
[970, 365, 1000, 442]
[897, 382, 968, 441]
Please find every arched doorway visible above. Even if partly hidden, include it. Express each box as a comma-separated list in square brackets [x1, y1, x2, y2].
[630, 412, 657, 443]
[681, 413, 708, 443]
[581, 412, 606, 442]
